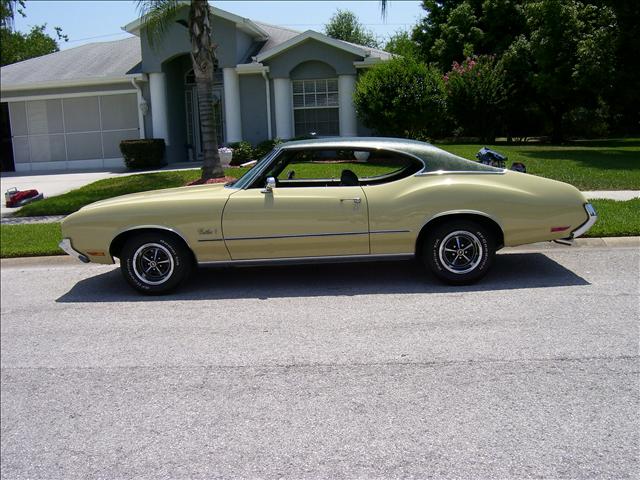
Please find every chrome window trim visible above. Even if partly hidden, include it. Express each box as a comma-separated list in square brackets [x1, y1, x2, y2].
[415, 169, 507, 176]
[199, 253, 415, 267]
[242, 146, 427, 190]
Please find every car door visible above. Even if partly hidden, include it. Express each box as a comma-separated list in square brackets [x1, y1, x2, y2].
[222, 185, 369, 260]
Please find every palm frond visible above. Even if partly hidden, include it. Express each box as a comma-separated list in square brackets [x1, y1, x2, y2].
[136, 0, 185, 49]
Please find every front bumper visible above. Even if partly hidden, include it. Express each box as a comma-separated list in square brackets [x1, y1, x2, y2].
[59, 238, 90, 263]
[569, 203, 598, 239]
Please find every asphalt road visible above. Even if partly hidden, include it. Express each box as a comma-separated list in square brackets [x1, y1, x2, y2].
[1, 245, 638, 479]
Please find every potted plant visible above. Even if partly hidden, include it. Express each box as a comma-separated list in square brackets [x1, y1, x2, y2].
[218, 146, 233, 167]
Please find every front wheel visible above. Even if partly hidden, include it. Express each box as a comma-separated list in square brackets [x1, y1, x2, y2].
[423, 220, 495, 285]
[120, 232, 193, 295]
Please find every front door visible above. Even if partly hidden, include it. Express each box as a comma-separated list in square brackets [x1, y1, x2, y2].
[185, 86, 224, 160]
[222, 186, 370, 260]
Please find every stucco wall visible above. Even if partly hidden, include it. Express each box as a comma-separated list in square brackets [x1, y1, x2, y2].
[289, 60, 336, 80]
[140, 10, 249, 72]
[264, 39, 363, 78]
[238, 74, 268, 144]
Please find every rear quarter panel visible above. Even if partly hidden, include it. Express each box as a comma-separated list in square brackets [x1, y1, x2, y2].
[364, 170, 588, 254]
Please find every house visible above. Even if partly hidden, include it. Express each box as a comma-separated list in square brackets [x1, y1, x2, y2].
[0, 5, 391, 172]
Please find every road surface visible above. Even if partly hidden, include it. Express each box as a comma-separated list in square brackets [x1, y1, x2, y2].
[1, 244, 638, 479]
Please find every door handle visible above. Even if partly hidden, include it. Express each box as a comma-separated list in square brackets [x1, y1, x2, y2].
[340, 197, 361, 204]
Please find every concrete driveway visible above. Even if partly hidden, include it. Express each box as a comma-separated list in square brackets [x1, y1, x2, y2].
[0, 163, 202, 216]
[1, 243, 638, 478]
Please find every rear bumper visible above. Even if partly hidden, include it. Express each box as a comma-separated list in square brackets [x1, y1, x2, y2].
[59, 238, 90, 263]
[569, 203, 598, 239]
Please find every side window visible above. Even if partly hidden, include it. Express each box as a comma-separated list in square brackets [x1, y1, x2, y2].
[250, 148, 422, 188]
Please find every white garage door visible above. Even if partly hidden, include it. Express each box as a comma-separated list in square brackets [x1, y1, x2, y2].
[9, 92, 139, 171]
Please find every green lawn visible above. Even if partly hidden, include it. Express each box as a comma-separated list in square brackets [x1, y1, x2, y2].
[436, 138, 640, 190]
[1, 223, 63, 258]
[13, 139, 640, 217]
[2, 198, 637, 258]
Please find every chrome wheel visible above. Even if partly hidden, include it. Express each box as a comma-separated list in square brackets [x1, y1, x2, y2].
[438, 230, 483, 274]
[132, 243, 175, 285]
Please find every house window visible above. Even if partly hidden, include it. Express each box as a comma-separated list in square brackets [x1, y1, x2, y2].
[292, 79, 339, 136]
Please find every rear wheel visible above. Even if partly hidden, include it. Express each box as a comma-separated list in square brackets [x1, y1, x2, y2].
[423, 220, 495, 285]
[120, 232, 192, 295]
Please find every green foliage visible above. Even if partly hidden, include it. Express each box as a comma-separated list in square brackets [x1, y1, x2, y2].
[324, 9, 379, 48]
[119, 139, 166, 170]
[444, 56, 507, 142]
[254, 138, 283, 159]
[353, 57, 446, 138]
[384, 30, 419, 58]
[0, 0, 67, 66]
[136, 0, 182, 49]
[227, 141, 254, 166]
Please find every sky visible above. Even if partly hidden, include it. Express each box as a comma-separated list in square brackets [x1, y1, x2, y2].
[13, 1, 425, 50]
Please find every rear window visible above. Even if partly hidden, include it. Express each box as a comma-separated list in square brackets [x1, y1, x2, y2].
[407, 146, 503, 173]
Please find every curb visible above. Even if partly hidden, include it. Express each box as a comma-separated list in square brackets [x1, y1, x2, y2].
[2, 237, 638, 268]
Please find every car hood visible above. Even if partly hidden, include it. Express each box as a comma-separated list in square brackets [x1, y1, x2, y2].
[80, 183, 234, 211]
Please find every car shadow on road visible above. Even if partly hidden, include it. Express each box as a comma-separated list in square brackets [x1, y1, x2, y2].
[56, 252, 589, 303]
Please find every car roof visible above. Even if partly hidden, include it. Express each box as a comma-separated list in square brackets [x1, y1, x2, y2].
[278, 136, 438, 152]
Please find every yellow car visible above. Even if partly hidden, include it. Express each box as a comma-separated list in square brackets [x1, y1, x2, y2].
[59, 138, 597, 294]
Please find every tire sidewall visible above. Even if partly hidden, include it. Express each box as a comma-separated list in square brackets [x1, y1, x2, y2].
[425, 221, 494, 285]
[121, 233, 191, 294]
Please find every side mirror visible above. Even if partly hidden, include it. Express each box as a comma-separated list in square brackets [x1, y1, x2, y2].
[262, 176, 276, 193]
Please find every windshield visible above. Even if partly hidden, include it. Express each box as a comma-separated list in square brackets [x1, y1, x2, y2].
[226, 148, 281, 189]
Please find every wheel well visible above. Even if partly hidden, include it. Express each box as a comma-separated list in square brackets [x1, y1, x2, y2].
[109, 228, 196, 263]
[415, 214, 505, 258]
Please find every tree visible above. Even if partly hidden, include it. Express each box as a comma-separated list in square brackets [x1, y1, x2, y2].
[444, 56, 507, 141]
[137, 0, 223, 181]
[522, 0, 617, 141]
[384, 30, 419, 58]
[353, 57, 446, 138]
[324, 9, 379, 48]
[0, 0, 67, 66]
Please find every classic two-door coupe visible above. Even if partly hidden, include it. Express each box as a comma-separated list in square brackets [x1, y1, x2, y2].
[60, 138, 597, 294]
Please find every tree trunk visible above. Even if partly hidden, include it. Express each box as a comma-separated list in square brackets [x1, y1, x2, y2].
[189, 0, 223, 180]
[550, 108, 564, 144]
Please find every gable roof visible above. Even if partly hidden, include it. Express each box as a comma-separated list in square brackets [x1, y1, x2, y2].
[1, 36, 141, 91]
[254, 29, 392, 63]
[123, 4, 268, 40]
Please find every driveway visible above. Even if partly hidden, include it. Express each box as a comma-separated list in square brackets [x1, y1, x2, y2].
[1, 244, 638, 478]
[0, 163, 202, 216]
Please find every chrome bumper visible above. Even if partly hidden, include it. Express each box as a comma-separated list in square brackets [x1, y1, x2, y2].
[570, 203, 598, 239]
[59, 238, 90, 263]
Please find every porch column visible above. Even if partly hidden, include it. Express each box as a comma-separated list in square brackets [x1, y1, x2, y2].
[149, 72, 169, 145]
[338, 74, 357, 137]
[273, 77, 293, 139]
[223, 67, 242, 143]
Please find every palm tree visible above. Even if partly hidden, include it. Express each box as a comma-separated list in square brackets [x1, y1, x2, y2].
[137, 0, 223, 181]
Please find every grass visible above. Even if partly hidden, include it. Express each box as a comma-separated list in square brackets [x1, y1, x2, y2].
[435, 138, 640, 190]
[587, 198, 640, 237]
[1, 198, 637, 258]
[13, 139, 640, 217]
[15, 163, 395, 217]
[0, 223, 63, 258]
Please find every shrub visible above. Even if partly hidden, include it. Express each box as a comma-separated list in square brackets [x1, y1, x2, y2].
[444, 56, 507, 142]
[227, 141, 254, 166]
[119, 139, 166, 170]
[254, 138, 283, 159]
[353, 57, 447, 138]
